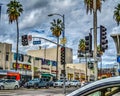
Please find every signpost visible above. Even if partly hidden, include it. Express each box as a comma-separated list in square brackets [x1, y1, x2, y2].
[117, 56, 120, 75]
[33, 40, 41, 45]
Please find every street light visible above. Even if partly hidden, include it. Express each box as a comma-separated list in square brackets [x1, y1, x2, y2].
[48, 13, 66, 94]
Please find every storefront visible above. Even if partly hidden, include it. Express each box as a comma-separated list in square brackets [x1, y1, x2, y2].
[7, 71, 20, 80]
[0, 70, 7, 79]
[67, 73, 73, 80]
[41, 73, 55, 81]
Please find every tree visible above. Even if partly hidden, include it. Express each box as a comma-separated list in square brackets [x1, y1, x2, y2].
[7, 0, 23, 71]
[84, 0, 105, 14]
[84, 0, 106, 80]
[113, 3, 120, 26]
[78, 39, 85, 52]
[50, 19, 63, 80]
[97, 45, 103, 57]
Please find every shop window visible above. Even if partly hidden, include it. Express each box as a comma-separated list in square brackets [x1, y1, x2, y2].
[6, 52, 9, 61]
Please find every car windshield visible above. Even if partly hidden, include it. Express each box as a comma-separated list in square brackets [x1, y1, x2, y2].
[57, 80, 63, 82]
[72, 80, 77, 82]
[0, 80, 4, 82]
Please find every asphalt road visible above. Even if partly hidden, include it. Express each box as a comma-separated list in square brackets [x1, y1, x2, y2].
[0, 87, 78, 96]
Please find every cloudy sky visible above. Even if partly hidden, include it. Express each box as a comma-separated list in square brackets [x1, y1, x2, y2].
[0, 0, 120, 67]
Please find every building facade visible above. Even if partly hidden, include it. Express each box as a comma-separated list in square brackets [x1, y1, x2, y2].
[0, 42, 92, 81]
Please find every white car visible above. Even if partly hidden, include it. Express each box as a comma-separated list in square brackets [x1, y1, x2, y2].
[53, 79, 70, 88]
[0, 79, 20, 90]
[70, 80, 81, 87]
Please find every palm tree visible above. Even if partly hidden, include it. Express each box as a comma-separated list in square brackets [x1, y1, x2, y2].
[84, 0, 106, 80]
[113, 3, 120, 26]
[78, 39, 86, 53]
[50, 19, 63, 80]
[84, 0, 105, 14]
[7, 0, 23, 71]
[97, 45, 103, 57]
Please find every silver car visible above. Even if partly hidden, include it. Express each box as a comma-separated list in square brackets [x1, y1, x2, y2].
[67, 76, 120, 96]
[0, 79, 20, 90]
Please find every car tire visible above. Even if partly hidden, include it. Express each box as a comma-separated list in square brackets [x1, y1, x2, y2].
[14, 85, 18, 89]
[34, 84, 38, 89]
[46, 85, 49, 89]
[0, 86, 4, 90]
[27, 86, 30, 89]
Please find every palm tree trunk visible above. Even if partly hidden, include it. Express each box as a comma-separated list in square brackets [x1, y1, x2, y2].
[16, 18, 19, 71]
[56, 37, 59, 80]
[93, 0, 98, 80]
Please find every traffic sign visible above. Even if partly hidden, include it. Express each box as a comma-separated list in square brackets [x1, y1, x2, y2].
[60, 37, 67, 44]
[118, 69, 120, 72]
[33, 40, 41, 45]
[117, 56, 120, 63]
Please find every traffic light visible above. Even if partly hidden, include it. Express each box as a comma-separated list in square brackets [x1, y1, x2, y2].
[100, 25, 108, 52]
[21, 35, 28, 46]
[88, 62, 94, 69]
[85, 33, 92, 52]
[61, 47, 65, 65]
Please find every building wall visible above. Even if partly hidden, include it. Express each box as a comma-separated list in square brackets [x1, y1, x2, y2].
[0, 43, 12, 70]
[66, 63, 94, 81]
[27, 47, 73, 64]
[0, 42, 89, 81]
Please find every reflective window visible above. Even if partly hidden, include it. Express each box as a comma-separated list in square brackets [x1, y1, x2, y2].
[87, 87, 120, 96]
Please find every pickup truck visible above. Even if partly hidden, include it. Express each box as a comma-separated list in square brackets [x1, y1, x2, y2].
[25, 78, 49, 89]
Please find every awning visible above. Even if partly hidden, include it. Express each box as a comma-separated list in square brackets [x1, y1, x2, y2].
[41, 73, 56, 77]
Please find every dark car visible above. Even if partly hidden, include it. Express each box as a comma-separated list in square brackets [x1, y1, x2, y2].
[25, 78, 49, 89]
[67, 76, 120, 96]
[37, 79, 49, 88]
[25, 78, 40, 88]
[48, 81, 54, 87]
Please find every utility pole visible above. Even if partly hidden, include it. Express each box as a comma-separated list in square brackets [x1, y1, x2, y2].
[93, 0, 98, 81]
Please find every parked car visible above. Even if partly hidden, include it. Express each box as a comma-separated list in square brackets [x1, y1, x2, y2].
[48, 81, 54, 87]
[37, 79, 49, 88]
[67, 76, 120, 96]
[53, 79, 70, 88]
[0, 79, 20, 90]
[25, 78, 40, 88]
[70, 80, 81, 87]
[25, 78, 49, 89]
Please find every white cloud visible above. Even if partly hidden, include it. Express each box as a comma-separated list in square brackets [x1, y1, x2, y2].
[0, 0, 120, 66]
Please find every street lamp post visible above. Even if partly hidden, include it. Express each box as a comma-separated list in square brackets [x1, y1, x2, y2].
[48, 13, 66, 94]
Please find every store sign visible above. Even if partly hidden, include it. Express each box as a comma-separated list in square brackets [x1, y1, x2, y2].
[41, 67, 49, 70]
[13, 63, 31, 70]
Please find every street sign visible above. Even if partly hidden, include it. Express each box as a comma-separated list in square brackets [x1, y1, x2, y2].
[60, 37, 67, 44]
[33, 40, 41, 45]
[118, 69, 120, 72]
[117, 56, 120, 63]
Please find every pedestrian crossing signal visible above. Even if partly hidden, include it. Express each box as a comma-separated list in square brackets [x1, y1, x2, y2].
[61, 47, 65, 65]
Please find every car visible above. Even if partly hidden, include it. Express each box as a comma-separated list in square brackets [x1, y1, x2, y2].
[25, 78, 49, 89]
[0, 79, 20, 90]
[53, 79, 70, 88]
[48, 81, 54, 87]
[67, 76, 120, 96]
[37, 79, 49, 88]
[25, 78, 40, 88]
[70, 80, 81, 87]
